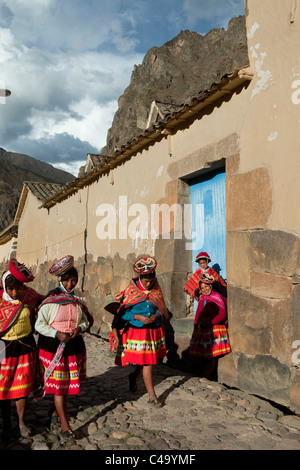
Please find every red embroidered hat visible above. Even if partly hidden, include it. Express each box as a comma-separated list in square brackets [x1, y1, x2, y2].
[195, 251, 211, 263]
[133, 256, 157, 274]
[9, 258, 34, 283]
[49, 255, 74, 277]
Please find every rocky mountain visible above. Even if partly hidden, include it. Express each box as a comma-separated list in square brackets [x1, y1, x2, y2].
[0, 148, 75, 232]
[101, 16, 249, 156]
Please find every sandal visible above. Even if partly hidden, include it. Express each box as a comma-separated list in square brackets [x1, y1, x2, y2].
[148, 398, 163, 408]
[20, 426, 31, 438]
[48, 405, 60, 428]
[61, 429, 76, 440]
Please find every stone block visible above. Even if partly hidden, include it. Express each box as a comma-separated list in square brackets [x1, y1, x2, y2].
[225, 153, 240, 176]
[271, 298, 293, 364]
[155, 237, 190, 273]
[158, 271, 188, 318]
[250, 271, 292, 299]
[215, 133, 239, 161]
[99, 263, 113, 284]
[172, 318, 194, 336]
[237, 354, 291, 406]
[110, 275, 129, 297]
[85, 261, 97, 275]
[112, 253, 127, 278]
[290, 369, 300, 413]
[218, 351, 240, 388]
[125, 253, 138, 278]
[290, 285, 300, 344]
[168, 136, 224, 180]
[228, 286, 273, 354]
[249, 230, 300, 277]
[87, 272, 100, 293]
[226, 167, 272, 231]
[226, 231, 251, 287]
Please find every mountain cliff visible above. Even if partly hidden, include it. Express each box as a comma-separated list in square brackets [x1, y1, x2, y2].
[101, 16, 249, 156]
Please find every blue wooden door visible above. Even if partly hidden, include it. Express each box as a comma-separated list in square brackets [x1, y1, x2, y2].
[190, 168, 226, 285]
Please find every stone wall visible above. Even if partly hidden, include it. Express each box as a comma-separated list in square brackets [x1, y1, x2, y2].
[219, 227, 300, 411]
[8, 250, 190, 338]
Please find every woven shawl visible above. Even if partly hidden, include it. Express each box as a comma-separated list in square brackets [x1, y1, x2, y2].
[116, 279, 168, 320]
[0, 287, 43, 336]
[183, 267, 226, 298]
[194, 291, 227, 326]
[38, 288, 94, 328]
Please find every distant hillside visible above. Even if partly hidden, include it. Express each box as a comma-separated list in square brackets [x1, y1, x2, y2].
[0, 148, 74, 184]
[0, 148, 75, 232]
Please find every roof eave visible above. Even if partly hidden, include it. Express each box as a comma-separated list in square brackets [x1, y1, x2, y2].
[0, 222, 18, 245]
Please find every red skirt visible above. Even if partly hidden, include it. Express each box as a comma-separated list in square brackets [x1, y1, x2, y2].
[38, 335, 86, 396]
[0, 334, 38, 400]
[115, 325, 166, 366]
[190, 324, 231, 359]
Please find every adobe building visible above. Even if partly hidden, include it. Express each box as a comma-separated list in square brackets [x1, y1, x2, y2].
[0, 0, 300, 411]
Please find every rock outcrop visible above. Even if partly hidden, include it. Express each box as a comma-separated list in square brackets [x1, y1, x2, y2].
[101, 16, 249, 156]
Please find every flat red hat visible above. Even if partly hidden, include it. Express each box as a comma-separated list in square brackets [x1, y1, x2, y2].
[9, 258, 34, 283]
[195, 251, 211, 263]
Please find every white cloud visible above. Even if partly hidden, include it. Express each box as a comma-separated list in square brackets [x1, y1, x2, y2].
[53, 160, 86, 177]
[0, 21, 143, 163]
[29, 98, 118, 150]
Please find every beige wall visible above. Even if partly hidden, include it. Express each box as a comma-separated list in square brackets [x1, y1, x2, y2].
[17, 190, 87, 267]
[0, 238, 16, 266]
[240, 0, 300, 235]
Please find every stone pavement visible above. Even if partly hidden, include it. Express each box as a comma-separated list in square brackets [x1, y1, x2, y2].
[2, 332, 300, 452]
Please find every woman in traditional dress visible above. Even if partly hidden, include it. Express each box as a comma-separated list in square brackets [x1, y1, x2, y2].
[35, 255, 93, 439]
[114, 257, 168, 407]
[189, 273, 231, 379]
[183, 251, 227, 300]
[0, 259, 43, 439]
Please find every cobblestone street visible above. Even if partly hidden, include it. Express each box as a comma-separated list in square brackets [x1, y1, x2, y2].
[1, 332, 300, 453]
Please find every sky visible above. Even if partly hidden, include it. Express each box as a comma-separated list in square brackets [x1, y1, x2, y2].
[0, 0, 245, 177]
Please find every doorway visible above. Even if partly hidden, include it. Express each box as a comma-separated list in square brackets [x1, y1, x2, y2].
[190, 168, 226, 285]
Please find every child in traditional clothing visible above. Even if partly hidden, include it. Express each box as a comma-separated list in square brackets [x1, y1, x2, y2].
[0, 259, 43, 439]
[189, 273, 231, 379]
[184, 251, 226, 300]
[35, 255, 93, 440]
[114, 257, 168, 407]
